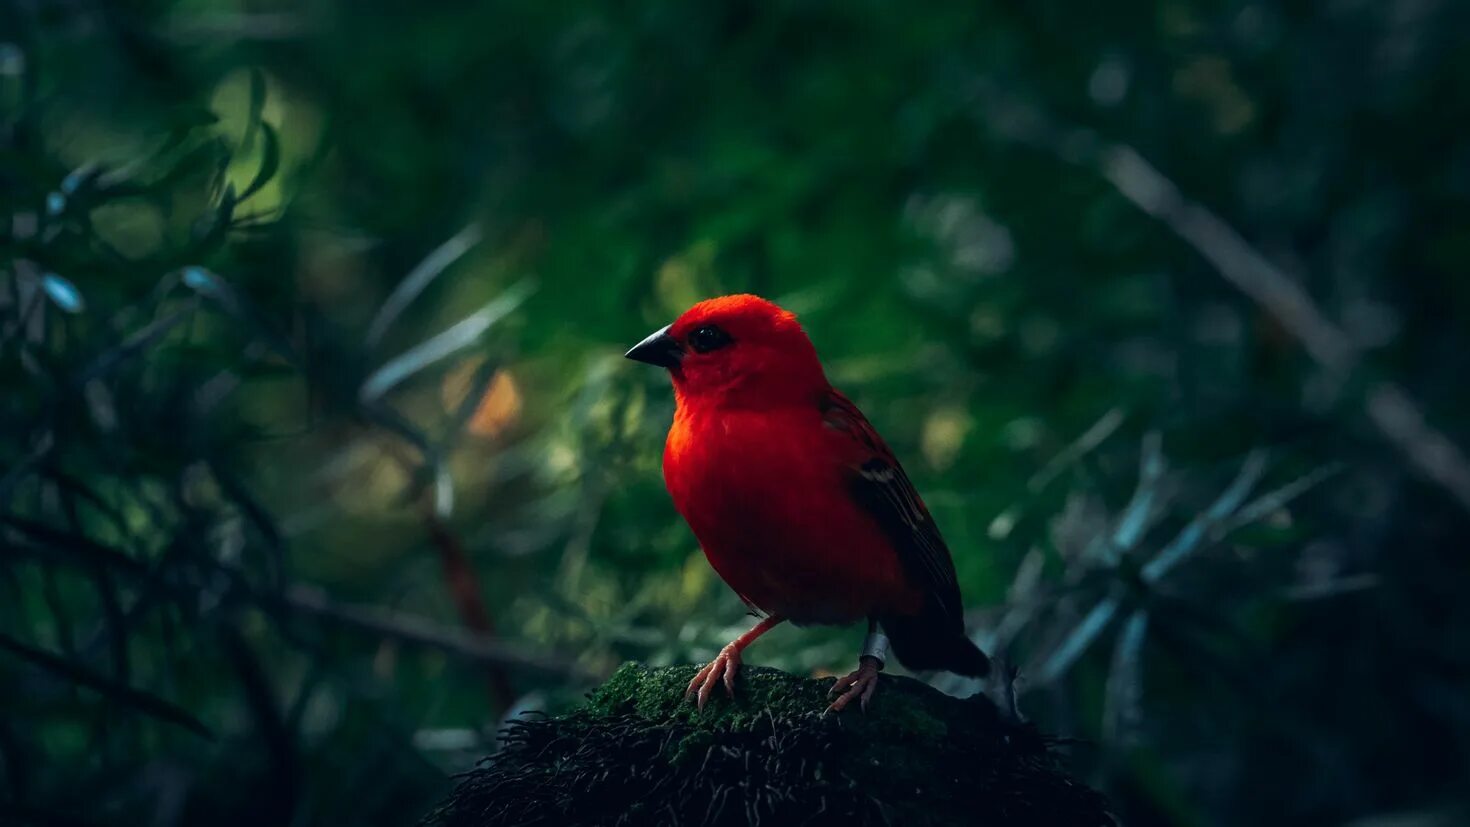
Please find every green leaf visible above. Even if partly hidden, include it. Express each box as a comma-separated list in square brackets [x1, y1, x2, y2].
[1102, 610, 1149, 746]
[359, 280, 533, 402]
[242, 67, 267, 153]
[237, 121, 280, 203]
[1142, 450, 1267, 582]
[365, 223, 485, 347]
[1039, 595, 1120, 684]
[1224, 463, 1344, 533]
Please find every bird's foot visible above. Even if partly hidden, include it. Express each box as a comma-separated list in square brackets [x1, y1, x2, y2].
[685, 645, 742, 710]
[827, 655, 882, 713]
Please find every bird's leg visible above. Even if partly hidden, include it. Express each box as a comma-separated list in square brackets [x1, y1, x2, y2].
[828, 619, 888, 713]
[686, 614, 785, 710]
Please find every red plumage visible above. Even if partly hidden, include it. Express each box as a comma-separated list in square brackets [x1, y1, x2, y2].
[627, 294, 989, 711]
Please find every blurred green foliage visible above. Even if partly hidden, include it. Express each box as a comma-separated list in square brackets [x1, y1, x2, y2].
[3, 2, 1469, 826]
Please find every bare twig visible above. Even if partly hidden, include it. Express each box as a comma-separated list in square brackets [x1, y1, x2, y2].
[422, 510, 517, 707]
[973, 86, 1470, 515]
[276, 585, 601, 683]
[0, 631, 212, 739]
[7, 524, 596, 683]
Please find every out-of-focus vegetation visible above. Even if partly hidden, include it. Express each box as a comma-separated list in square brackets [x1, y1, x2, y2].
[2, 2, 1468, 826]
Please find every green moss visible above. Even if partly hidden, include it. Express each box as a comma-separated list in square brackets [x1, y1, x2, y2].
[425, 663, 1112, 827]
[588, 663, 957, 740]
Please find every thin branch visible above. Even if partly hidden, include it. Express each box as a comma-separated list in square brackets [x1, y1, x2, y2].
[0, 631, 212, 739]
[7, 524, 597, 684]
[973, 85, 1470, 515]
[1096, 145, 1359, 373]
[275, 585, 601, 683]
[422, 510, 517, 708]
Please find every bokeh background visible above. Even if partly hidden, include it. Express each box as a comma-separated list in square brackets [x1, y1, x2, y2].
[4, 2, 1470, 825]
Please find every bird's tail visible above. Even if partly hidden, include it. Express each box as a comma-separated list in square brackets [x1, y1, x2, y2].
[881, 613, 991, 677]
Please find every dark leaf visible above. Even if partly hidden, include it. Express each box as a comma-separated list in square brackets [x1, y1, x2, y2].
[364, 223, 485, 348]
[242, 67, 267, 152]
[1142, 450, 1267, 582]
[359, 280, 532, 402]
[75, 301, 198, 384]
[1039, 594, 1121, 684]
[237, 121, 280, 203]
[1102, 610, 1148, 747]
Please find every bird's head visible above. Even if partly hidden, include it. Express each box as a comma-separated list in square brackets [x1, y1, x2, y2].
[625, 294, 827, 406]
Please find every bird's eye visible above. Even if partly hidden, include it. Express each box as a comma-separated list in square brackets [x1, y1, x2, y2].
[687, 324, 734, 354]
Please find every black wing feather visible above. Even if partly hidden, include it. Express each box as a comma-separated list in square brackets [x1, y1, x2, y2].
[821, 392, 964, 623]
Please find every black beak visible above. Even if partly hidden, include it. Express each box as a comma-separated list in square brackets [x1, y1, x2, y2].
[624, 324, 683, 368]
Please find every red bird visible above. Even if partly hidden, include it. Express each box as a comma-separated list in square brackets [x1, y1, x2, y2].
[626, 294, 989, 712]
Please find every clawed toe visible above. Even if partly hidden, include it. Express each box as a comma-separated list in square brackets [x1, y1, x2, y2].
[685, 647, 742, 710]
[827, 673, 856, 697]
[826, 657, 881, 714]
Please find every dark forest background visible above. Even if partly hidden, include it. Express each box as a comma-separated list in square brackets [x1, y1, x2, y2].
[3, 2, 1469, 825]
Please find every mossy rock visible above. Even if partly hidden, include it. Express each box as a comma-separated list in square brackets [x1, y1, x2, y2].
[424, 663, 1112, 827]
